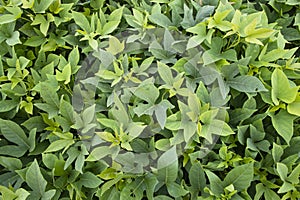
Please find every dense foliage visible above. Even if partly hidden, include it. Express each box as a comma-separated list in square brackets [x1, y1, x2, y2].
[0, 0, 300, 199]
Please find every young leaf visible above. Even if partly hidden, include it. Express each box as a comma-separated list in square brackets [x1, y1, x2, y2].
[269, 110, 297, 144]
[271, 68, 299, 105]
[72, 11, 91, 33]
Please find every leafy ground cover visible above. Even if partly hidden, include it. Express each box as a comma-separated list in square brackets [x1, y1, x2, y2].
[0, 0, 300, 199]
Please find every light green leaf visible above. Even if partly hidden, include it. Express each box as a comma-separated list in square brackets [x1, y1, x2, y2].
[287, 94, 300, 116]
[72, 11, 91, 32]
[271, 68, 299, 105]
[157, 62, 173, 86]
[154, 100, 174, 129]
[44, 139, 74, 153]
[56, 63, 72, 84]
[105, 36, 125, 55]
[6, 31, 21, 46]
[0, 186, 17, 199]
[269, 110, 297, 144]
[276, 162, 288, 181]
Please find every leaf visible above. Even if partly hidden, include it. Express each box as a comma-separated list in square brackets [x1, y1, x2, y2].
[166, 182, 188, 198]
[33, 0, 54, 13]
[68, 46, 80, 70]
[157, 147, 178, 183]
[105, 36, 125, 55]
[0, 156, 22, 171]
[0, 119, 30, 148]
[154, 100, 174, 129]
[56, 63, 72, 84]
[227, 75, 267, 93]
[80, 172, 103, 188]
[0, 186, 17, 199]
[205, 170, 224, 196]
[26, 159, 47, 195]
[0, 14, 17, 24]
[101, 7, 123, 35]
[276, 162, 288, 181]
[189, 162, 206, 192]
[41, 189, 56, 200]
[134, 83, 159, 104]
[271, 68, 299, 105]
[157, 62, 173, 86]
[86, 146, 119, 162]
[44, 139, 74, 153]
[157, 146, 177, 170]
[200, 120, 234, 143]
[149, 12, 173, 28]
[287, 94, 300, 116]
[223, 163, 254, 191]
[0, 100, 18, 112]
[72, 11, 91, 32]
[59, 99, 74, 123]
[269, 110, 297, 144]
[145, 173, 158, 200]
[6, 31, 21, 46]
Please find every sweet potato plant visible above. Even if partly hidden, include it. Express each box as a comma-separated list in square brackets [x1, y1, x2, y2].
[0, 0, 299, 199]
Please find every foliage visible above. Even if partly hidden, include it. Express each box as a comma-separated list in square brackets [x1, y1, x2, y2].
[0, 0, 299, 199]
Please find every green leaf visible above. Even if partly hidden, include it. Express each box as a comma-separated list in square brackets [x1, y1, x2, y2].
[189, 162, 206, 192]
[154, 100, 174, 129]
[134, 82, 159, 104]
[105, 36, 125, 55]
[0, 100, 18, 112]
[166, 182, 188, 198]
[271, 68, 299, 105]
[33, 0, 54, 13]
[157, 62, 174, 86]
[0, 119, 30, 148]
[227, 75, 267, 93]
[276, 162, 288, 181]
[223, 163, 254, 191]
[6, 31, 21, 46]
[80, 172, 103, 188]
[56, 63, 72, 84]
[186, 22, 207, 49]
[72, 11, 91, 33]
[42, 153, 58, 169]
[205, 170, 223, 196]
[0, 156, 22, 170]
[287, 94, 300, 116]
[272, 142, 283, 162]
[157, 146, 178, 183]
[26, 159, 47, 195]
[200, 120, 234, 143]
[0, 14, 17, 24]
[44, 139, 74, 153]
[149, 12, 173, 28]
[269, 110, 297, 144]
[86, 146, 119, 162]
[0, 186, 17, 199]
